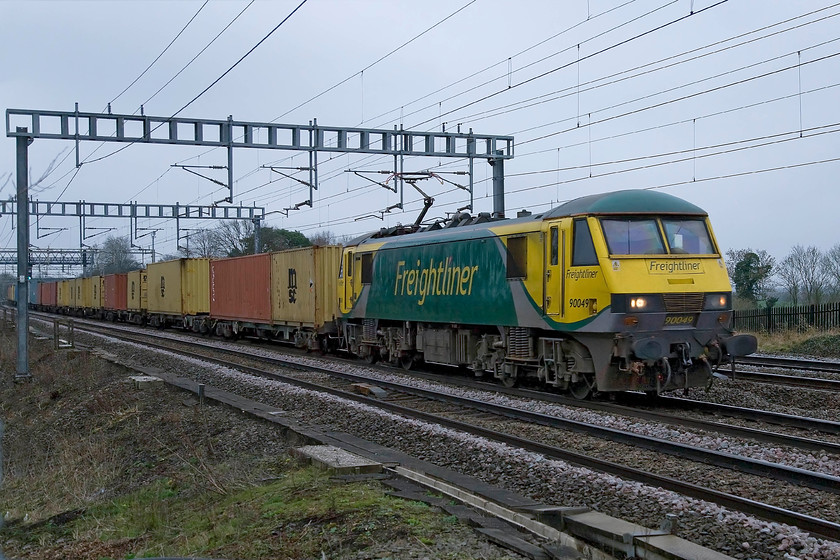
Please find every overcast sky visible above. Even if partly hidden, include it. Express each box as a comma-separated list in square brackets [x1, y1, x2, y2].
[2, 0, 839, 269]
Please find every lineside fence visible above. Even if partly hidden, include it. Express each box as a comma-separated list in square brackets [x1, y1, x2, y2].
[734, 302, 840, 333]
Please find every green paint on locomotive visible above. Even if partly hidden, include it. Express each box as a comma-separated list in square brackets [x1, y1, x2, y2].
[364, 236, 519, 325]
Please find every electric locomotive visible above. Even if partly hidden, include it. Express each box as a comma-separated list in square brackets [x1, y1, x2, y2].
[337, 189, 756, 397]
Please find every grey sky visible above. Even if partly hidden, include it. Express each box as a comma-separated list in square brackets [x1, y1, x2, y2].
[2, 0, 838, 266]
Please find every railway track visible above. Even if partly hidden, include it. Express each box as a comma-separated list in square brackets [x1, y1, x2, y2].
[740, 355, 840, 374]
[712, 355, 840, 392]
[37, 314, 840, 543]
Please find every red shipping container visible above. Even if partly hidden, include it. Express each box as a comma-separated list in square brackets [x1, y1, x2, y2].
[211, 253, 272, 323]
[104, 273, 128, 311]
[39, 281, 57, 307]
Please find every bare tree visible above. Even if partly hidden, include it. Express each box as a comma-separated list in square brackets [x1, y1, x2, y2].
[90, 235, 141, 275]
[309, 230, 354, 246]
[775, 255, 802, 306]
[178, 229, 226, 258]
[212, 220, 254, 256]
[822, 244, 840, 299]
[778, 245, 829, 306]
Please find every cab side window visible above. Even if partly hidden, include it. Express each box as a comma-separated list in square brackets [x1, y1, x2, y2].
[361, 253, 373, 284]
[506, 236, 528, 279]
[572, 218, 598, 266]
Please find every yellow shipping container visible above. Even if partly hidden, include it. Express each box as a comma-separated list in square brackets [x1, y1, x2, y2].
[89, 275, 104, 310]
[80, 277, 93, 308]
[271, 246, 341, 329]
[147, 258, 210, 316]
[57, 279, 71, 307]
[127, 269, 148, 312]
[72, 278, 83, 309]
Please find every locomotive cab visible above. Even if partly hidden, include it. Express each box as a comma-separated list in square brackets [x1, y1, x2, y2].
[542, 191, 756, 395]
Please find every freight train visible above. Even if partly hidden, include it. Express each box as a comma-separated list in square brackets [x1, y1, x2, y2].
[20, 189, 756, 398]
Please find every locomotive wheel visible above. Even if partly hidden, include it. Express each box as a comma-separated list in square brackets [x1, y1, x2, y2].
[500, 374, 518, 388]
[364, 349, 378, 364]
[400, 354, 414, 371]
[569, 374, 595, 400]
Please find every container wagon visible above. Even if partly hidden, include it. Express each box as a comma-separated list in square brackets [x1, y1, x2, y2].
[146, 259, 210, 329]
[126, 269, 148, 324]
[209, 246, 341, 348]
[103, 274, 128, 321]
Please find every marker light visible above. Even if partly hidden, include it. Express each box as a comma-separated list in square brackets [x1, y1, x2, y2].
[630, 297, 647, 310]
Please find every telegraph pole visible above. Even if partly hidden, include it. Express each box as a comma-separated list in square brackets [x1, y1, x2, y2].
[15, 128, 32, 381]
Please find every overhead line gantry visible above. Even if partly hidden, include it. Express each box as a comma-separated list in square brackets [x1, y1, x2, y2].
[6, 105, 514, 381]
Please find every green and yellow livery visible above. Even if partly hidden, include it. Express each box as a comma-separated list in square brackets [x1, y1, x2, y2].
[338, 189, 756, 397]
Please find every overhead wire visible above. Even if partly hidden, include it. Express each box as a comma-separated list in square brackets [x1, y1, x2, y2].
[175, 0, 643, 183]
[42, 0, 252, 202]
[104, 0, 209, 112]
[411, 0, 730, 130]
[139, 0, 256, 110]
[229, 0, 734, 210]
[272, 0, 478, 123]
[78, 0, 309, 167]
[70, 3, 840, 254]
[244, 36, 840, 219]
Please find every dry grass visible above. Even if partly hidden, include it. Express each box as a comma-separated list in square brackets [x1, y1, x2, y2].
[0, 329, 495, 560]
[747, 327, 840, 357]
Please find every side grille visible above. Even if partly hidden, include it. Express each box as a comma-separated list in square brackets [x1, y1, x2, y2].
[508, 327, 533, 359]
[662, 293, 704, 313]
[363, 319, 377, 340]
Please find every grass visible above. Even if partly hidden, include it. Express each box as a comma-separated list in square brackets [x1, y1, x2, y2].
[0, 331, 480, 559]
[750, 328, 840, 358]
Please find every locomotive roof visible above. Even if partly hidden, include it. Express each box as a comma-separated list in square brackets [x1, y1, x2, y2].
[351, 189, 707, 246]
[542, 189, 707, 218]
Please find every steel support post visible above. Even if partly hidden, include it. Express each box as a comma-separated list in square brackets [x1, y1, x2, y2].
[15, 128, 32, 380]
[490, 150, 505, 218]
[253, 218, 261, 254]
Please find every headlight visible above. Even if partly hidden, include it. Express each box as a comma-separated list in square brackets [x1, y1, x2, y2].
[611, 294, 664, 313]
[704, 293, 730, 310]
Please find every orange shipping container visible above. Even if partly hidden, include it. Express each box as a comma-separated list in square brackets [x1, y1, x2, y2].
[210, 253, 272, 322]
[104, 274, 128, 311]
[39, 281, 57, 307]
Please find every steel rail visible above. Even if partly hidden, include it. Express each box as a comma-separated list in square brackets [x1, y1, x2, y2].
[721, 368, 840, 392]
[46, 314, 840, 474]
[54, 319, 840, 541]
[32, 312, 840, 443]
[740, 355, 840, 374]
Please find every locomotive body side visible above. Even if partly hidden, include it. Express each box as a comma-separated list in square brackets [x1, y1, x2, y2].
[338, 189, 756, 396]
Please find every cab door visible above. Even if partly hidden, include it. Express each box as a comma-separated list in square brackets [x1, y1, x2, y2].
[564, 217, 606, 323]
[544, 220, 567, 318]
[338, 250, 354, 313]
